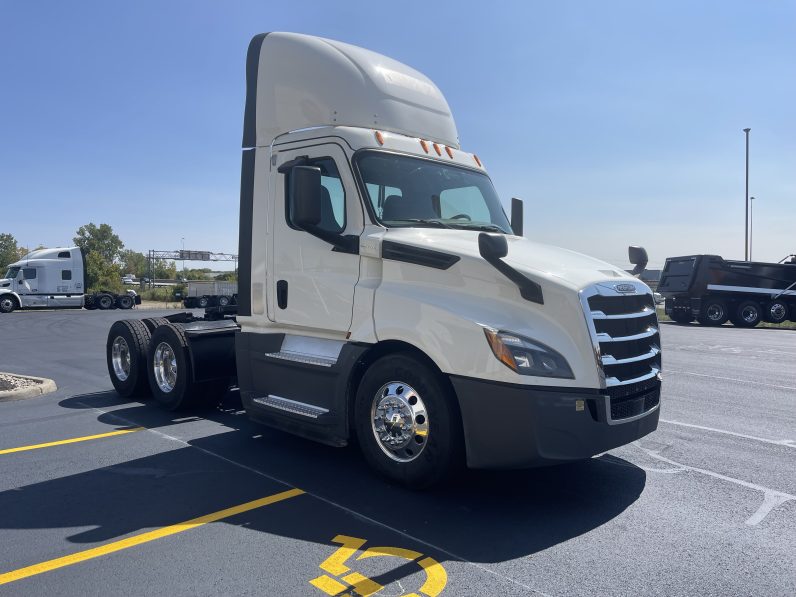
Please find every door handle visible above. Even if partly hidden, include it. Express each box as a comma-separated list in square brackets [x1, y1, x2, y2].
[277, 280, 288, 309]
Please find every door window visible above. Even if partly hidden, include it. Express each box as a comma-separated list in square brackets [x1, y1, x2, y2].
[286, 157, 345, 233]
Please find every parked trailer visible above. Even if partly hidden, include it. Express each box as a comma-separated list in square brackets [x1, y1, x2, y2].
[183, 281, 238, 308]
[105, 32, 661, 487]
[659, 254, 796, 326]
[0, 247, 140, 313]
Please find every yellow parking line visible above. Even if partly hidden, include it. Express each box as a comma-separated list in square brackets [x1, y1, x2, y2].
[0, 487, 304, 585]
[0, 427, 145, 455]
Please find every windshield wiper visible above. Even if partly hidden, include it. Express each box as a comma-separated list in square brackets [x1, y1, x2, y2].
[392, 218, 454, 229]
[449, 223, 507, 233]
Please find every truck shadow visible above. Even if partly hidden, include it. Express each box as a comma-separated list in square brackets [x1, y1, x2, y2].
[0, 390, 647, 571]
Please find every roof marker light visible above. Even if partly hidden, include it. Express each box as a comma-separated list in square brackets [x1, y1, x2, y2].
[432, 143, 442, 156]
[419, 139, 429, 153]
[445, 146, 454, 159]
[473, 154, 482, 167]
[374, 130, 384, 145]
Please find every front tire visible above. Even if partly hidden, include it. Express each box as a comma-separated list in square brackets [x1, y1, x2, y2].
[354, 353, 463, 488]
[107, 320, 152, 397]
[0, 295, 19, 313]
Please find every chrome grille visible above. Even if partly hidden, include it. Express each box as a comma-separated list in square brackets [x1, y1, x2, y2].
[580, 283, 662, 423]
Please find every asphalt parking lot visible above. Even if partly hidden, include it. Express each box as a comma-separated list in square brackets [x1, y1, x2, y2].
[0, 309, 794, 596]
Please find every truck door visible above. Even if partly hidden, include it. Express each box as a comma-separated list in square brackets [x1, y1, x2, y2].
[18, 267, 46, 307]
[271, 144, 362, 333]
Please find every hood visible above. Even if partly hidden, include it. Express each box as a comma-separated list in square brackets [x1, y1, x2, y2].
[381, 228, 642, 292]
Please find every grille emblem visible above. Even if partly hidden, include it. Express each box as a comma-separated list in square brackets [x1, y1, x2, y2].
[614, 283, 636, 293]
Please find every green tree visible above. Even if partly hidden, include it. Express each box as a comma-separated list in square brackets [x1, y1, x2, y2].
[0, 233, 20, 271]
[119, 250, 148, 278]
[73, 223, 124, 263]
[85, 251, 123, 293]
[214, 271, 238, 281]
[153, 259, 177, 279]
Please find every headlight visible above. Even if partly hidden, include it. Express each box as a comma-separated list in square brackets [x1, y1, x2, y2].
[483, 328, 574, 379]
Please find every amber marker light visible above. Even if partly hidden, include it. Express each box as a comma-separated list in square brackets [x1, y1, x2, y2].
[483, 328, 518, 372]
[445, 146, 454, 158]
[473, 154, 482, 167]
[432, 143, 442, 156]
[419, 139, 429, 153]
[374, 130, 384, 145]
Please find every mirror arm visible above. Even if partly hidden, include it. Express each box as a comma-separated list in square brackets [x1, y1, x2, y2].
[478, 233, 543, 304]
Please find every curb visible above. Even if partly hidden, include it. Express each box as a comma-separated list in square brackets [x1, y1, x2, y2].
[0, 373, 57, 402]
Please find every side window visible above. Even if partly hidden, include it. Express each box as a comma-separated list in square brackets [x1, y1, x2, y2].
[58, 251, 70, 258]
[23, 268, 37, 280]
[62, 270, 72, 280]
[440, 186, 491, 223]
[286, 157, 345, 234]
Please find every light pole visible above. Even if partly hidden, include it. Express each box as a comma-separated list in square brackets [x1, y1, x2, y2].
[743, 128, 751, 260]
[750, 196, 755, 261]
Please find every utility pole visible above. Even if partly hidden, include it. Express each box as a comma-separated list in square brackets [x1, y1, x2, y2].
[743, 128, 751, 261]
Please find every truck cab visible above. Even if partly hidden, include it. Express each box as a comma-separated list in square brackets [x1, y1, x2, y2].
[233, 33, 661, 483]
[105, 32, 661, 487]
[0, 247, 85, 312]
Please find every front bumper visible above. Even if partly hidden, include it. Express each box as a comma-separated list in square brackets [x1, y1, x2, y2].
[451, 375, 660, 469]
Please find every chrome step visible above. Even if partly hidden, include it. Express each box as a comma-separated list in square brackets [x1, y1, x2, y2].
[252, 395, 329, 418]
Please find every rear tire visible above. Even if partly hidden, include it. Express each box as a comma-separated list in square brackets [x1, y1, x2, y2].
[117, 295, 134, 310]
[197, 296, 209, 308]
[141, 317, 171, 334]
[354, 353, 463, 488]
[731, 300, 761, 328]
[107, 320, 152, 398]
[147, 323, 223, 411]
[218, 295, 230, 307]
[698, 299, 729, 326]
[0, 295, 19, 313]
[97, 294, 114, 310]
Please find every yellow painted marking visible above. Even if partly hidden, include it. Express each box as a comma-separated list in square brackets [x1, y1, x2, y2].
[0, 427, 144, 455]
[309, 574, 350, 596]
[311, 535, 448, 597]
[416, 556, 448, 597]
[0, 488, 304, 586]
[320, 535, 368, 575]
[341, 571, 383, 596]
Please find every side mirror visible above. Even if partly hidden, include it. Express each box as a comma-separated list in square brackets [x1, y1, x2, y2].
[478, 232, 508, 260]
[511, 198, 524, 237]
[290, 166, 322, 230]
[629, 245, 648, 276]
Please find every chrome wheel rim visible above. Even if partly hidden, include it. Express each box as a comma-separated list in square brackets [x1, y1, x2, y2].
[706, 304, 724, 321]
[111, 336, 131, 381]
[371, 382, 428, 462]
[770, 303, 786, 321]
[0, 297, 13, 311]
[741, 305, 758, 323]
[153, 342, 177, 392]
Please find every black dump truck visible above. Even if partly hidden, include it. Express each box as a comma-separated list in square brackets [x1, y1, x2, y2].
[659, 254, 796, 327]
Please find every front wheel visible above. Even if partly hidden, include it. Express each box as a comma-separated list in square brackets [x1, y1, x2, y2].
[0, 295, 19, 313]
[354, 353, 463, 488]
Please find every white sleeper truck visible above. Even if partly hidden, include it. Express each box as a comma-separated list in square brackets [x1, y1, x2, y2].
[105, 32, 661, 487]
[1, 247, 139, 313]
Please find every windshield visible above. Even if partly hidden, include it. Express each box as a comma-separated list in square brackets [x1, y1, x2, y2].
[355, 152, 512, 233]
[4, 266, 20, 279]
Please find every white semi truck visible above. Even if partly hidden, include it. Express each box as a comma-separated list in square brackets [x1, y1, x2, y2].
[0, 247, 140, 313]
[105, 32, 661, 486]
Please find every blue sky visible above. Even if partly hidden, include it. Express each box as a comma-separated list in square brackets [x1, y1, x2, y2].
[1, 1, 793, 268]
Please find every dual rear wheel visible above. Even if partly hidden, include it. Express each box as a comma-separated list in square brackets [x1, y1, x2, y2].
[106, 319, 226, 410]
